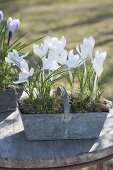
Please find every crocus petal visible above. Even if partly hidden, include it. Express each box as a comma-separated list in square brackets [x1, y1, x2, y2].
[76, 36, 95, 59]
[65, 50, 82, 69]
[50, 61, 59, 71]
[42, 55, 59, 71]
[89, 36, 95, 47]
[13, 79, 26, 84]
[76, 45, 81, 55]
[93, 65, 103, 77]
[0, 11, 3, 23]
[61, 36, 66, 47]
[80, 44, 90, 59]
[19, 60, 29, 73]
[12, 49, 19, 58]
[92, 50, 107, 77]
[33, 44, 46, 58]
[74, 54, 80, 60]
[5, 57, 12, 63]
[68, 50, 79, 60]
[29, 68, 34, 76]
[21, 51, 29, 58]
[65, 60, 80, 69]
[7, 17, 20, 34]
[7, 52, 15, 63]
[13, 73, 28, 84]
[56, 49, 68, 65]
[68, 50, 74, 60]
[7, 17, 12, 26]
[83, 37, 88, 44]
[48, 50, 58, 62]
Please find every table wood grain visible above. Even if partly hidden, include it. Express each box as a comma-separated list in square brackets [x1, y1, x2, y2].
[0, 109, 113, 169]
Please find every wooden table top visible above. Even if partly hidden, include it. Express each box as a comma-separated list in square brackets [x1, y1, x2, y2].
[0, 109, 113, 169]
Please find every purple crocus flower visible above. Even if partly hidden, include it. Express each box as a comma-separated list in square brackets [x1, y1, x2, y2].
[7, 17, 20, 45]
[0, 11, 3, 24]
[7, 17, 20, 34]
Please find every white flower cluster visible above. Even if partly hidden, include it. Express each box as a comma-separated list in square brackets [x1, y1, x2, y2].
[5, 35, 107, 84]
[33, 36, 107, 77]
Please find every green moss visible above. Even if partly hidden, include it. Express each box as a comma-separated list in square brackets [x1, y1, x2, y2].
[19, 95, 64, 114]
[69, 95, 110, 113]
[19, 93, 110, 114]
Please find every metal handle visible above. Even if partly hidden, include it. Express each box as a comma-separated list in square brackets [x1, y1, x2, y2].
[60, 86, 72, 122]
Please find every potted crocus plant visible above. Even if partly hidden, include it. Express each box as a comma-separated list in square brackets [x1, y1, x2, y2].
[7, 35, 112, 141]
[0, 11, 22, 113]
[0, 11, 43, 113]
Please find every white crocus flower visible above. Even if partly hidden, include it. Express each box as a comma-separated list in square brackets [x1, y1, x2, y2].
[5, 50, 29, 66]
[44, 36, 66, 50]
[44, 36, 67, 64]
[65, 50, 82, 69]
[33, 43, 48, 58]
[0, 11, 3, 23]
[14, 60, 34, 84]
[45, 36, 67, 65]
[7, 17, 20, 34]
[76, 36, 95, 59]
[92, 50, 107, 101]
[42, 56, 59, 71]
[56, 49, 68, 65]
[34, 36, 67, 66]
[92, 50, 107, 77]
[34, 36, 68, 71]
[48, 48, 68, 65]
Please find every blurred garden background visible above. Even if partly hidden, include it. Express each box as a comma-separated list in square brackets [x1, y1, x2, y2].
[1, 0, 113, 169]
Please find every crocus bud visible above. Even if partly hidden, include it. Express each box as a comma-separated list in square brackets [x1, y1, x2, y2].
[7, 17, 20, 45]
[7, 17, 20, 34]
[0, 11, 3, 23]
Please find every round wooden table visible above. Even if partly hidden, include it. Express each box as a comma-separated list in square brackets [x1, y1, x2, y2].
[0, 109, 113, 170]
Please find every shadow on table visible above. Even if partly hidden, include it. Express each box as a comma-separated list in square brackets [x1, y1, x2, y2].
[1, 129, 98, 160]
[0, 112, 14, 122]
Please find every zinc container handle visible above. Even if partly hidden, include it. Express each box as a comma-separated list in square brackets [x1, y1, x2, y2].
[60, 86, 72, 122]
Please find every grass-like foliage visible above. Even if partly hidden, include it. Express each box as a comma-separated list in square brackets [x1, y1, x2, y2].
[0, 11, 43, 90]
